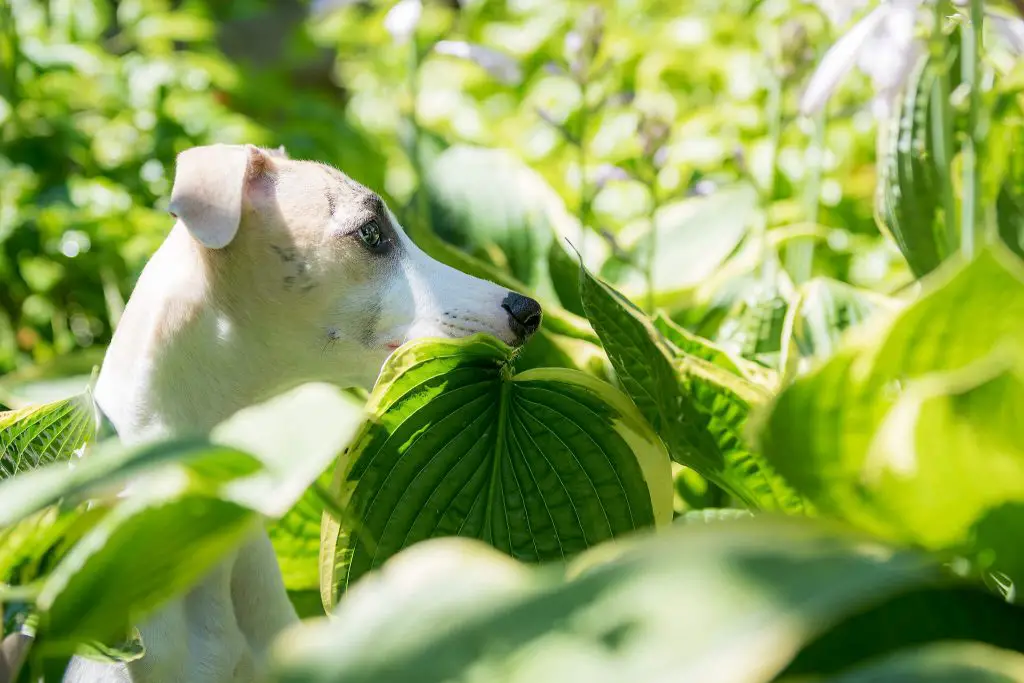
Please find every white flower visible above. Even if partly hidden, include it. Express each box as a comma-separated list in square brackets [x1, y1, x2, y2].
[801, 0, 1024, 120]
[433, 40, 523, 85]
[800, 1, 924, 120]
[384, 0, 422, 44]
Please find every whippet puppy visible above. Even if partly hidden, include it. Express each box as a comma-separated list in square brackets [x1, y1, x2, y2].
[63, 143, 541, 682]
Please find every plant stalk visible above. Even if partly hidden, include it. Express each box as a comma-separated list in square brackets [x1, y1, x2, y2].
[577, 81, 591, 261]
[930, 2, 959, 257]
[786, 112, 825, 284]
[645, 182, 658, 312]
[960, 0, 984, 258]
[758, 70, 784, 276]
[406, 38, 432, 232]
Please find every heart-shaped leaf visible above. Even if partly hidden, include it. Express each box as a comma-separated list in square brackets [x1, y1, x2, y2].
[320, 334, 672, 607]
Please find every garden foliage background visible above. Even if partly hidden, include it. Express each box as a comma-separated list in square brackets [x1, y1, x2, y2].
[0, 0, 897, 392]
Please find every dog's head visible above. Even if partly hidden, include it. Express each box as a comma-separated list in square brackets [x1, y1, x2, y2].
[167, 143, 542, 389]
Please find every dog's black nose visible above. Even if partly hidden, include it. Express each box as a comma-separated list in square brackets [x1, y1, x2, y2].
[502, 292, 542, 342]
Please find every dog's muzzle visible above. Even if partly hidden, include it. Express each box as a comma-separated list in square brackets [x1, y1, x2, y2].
[501, 292, 543, 345]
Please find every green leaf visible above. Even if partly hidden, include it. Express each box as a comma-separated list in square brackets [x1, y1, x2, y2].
[780, 277, 901, 377]
[74, 627, 145, 664]
[269, 487, 325, 593]
[809, 643, 1024, 683]
[209, 383, 365, 592]
[271, 517, 940, 683]
[35, 475, 255, 650]
[875, 40, 960, 278]
[0, 436, 260, 531]
[784, 585, 1024, 679]
[760, 245, 1024, 579]
[548, 238, 586, 318]
[994, 115, 1024, 260]
[211, 382, 365, 518]
[320, 334, 672, 607]
[615, 183, 760, 305]
[653, 311, 777, 387]
[714, 260, 795, 371]
[578, 262, 806, 513]
[674, 508, 754, 525]
[0, 349, 105, 409]
[424, 145, 563, 297]
[0, 503, 105, 587]
[0, 393, 98, 480]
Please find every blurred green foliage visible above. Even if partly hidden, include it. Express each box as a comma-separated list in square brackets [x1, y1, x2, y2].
[0, 0, 908, 385]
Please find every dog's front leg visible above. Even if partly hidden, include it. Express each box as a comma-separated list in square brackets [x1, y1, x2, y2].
[130, 553, 249, 683]
[230, 529, 299, 660]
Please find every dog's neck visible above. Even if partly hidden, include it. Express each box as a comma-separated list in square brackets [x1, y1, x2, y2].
[94, 225, 291, 444]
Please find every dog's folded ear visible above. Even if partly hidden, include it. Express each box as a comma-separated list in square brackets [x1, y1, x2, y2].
[168, 144, 275, 249]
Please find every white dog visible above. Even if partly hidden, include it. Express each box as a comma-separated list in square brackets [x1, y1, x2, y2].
[62, 143, 542, 682]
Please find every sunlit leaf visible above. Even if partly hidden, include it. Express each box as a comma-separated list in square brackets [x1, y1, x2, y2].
[674, 508, 754, 525]
[424, 144, 566, 298]
[321, 334, 672, 606]
[615, 183, 761, 307]
[272, 517, 942, 683]
[875, 35, 960, 278]
[714, 261, 795, 371]
[36, 474, 255, 650]
[579, 262, 806, 513]
[761, 245, 1024, 582]
[779, 277, 901, 377]
[0, 393, 98, 480]
[211, 382, 365, 519]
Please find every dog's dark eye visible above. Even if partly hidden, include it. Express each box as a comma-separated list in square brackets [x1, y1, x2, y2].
[357, 220, 383, 250]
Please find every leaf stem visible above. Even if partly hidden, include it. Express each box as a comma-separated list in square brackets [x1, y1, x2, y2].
[645, 182, 658, 312]
[786, 112, 825, 284]
[759, 69, 784, 275]
[960, 0, 984, 257]
[406, 38, 432, 233]
[930, 3, 959, 257]
[577, 81, 591, 262]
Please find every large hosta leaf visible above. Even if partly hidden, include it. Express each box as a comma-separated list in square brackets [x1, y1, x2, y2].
[760, 245, 1024, 583]
[578, 263, 806, 513]
[320, 335, 672, 607]
[1, 393, 98, 479]
[272, 517, 959, 683]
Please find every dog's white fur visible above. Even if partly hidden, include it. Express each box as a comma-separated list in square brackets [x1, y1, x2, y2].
[63, 144, 539, 682]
